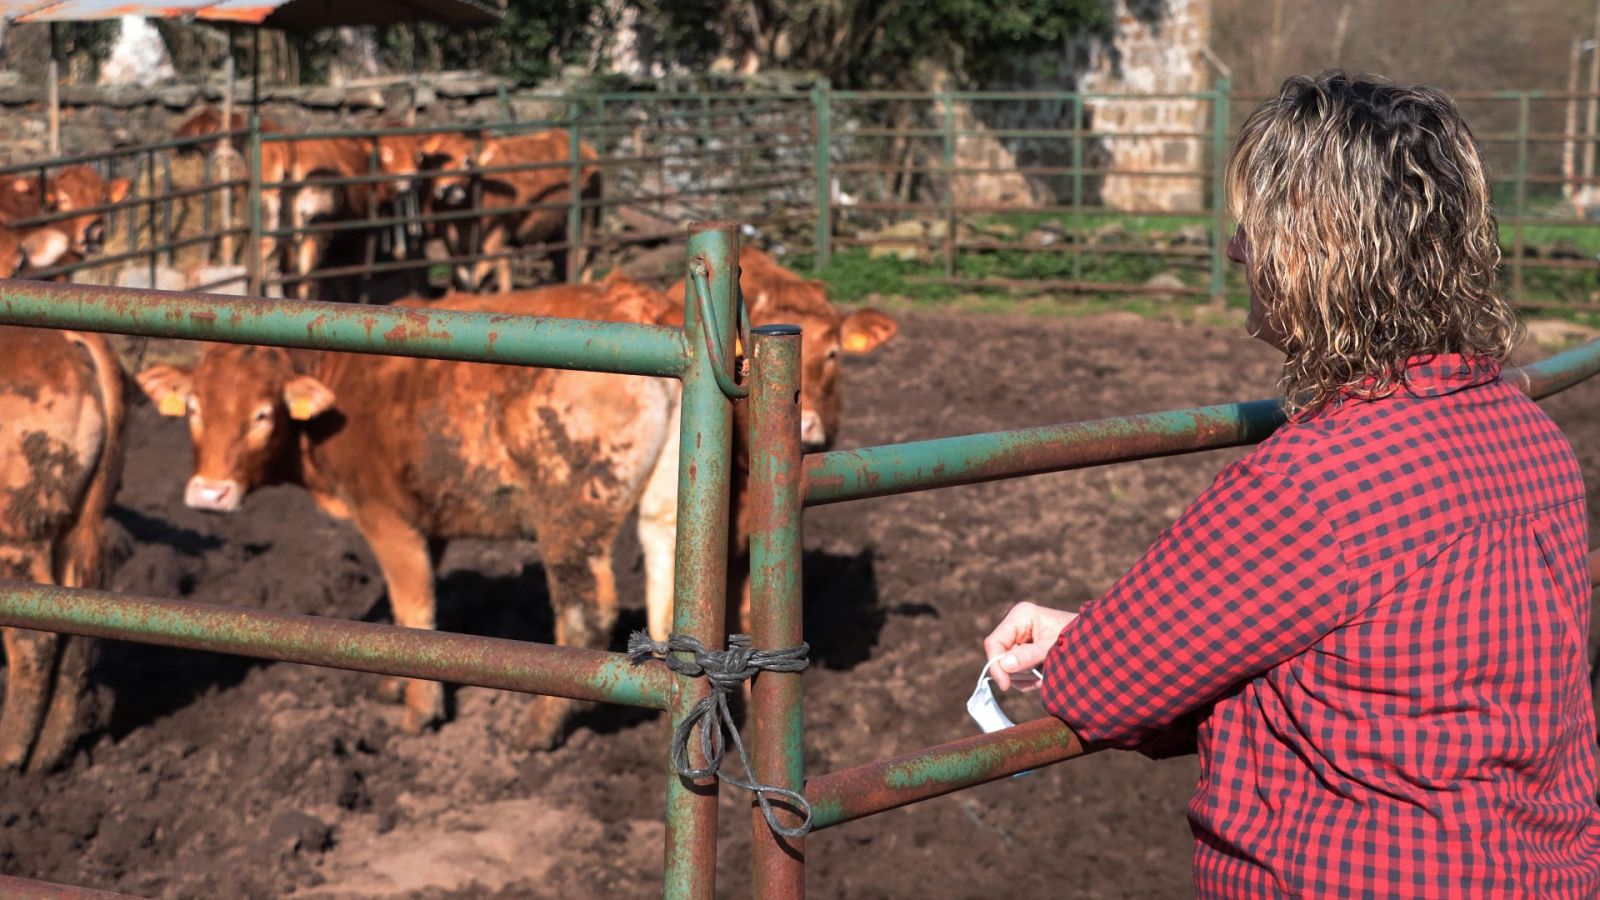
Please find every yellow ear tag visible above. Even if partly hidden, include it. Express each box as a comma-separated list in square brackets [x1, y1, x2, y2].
[289, 397, 317, 421]
[844, 333, 872, 352]
[159, 393, 187, 417]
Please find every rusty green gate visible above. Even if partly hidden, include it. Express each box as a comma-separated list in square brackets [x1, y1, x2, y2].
[2, 222, 1600, 898]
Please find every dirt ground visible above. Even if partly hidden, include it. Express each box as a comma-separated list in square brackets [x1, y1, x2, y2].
[2, 307, 1599, 899]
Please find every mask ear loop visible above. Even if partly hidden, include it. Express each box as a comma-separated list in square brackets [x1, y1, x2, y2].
[979, 655, 1043, 693]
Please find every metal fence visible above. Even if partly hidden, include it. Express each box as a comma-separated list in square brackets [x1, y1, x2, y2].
[2, 224, 1600, 897]
[19, 83, 1600, 311]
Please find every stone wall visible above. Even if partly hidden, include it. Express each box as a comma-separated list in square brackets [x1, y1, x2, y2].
[1079, 0, 1215, 211]
[0, 72, 548, 165]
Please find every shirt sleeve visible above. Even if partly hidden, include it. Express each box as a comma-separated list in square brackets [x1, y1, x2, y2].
[1040, 458, 1352, 749]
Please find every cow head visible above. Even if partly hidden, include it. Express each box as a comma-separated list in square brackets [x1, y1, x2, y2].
[0, 225, 72, 278]
[137, 345, 334, 512]
[377, 132, 425, 196]
[47, 166, 132, 257]
[745, 283, 895, 450]
[419, 132, 481, 207]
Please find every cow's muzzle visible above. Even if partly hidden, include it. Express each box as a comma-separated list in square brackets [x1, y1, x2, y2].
[81, 223, 104, 256]
[799, 411, 828, 451]
[185, 476, 243, 512]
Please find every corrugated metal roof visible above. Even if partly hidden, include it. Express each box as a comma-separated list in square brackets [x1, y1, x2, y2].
[1, 0, 501, 26]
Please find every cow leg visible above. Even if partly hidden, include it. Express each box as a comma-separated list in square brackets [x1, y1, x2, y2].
[375, 538, 448, 704]
[516, 533, 620, 751]
[637, 403, 681, 642]
[357, 512, 443, 732]
[475, 224, 508, 293]
[30, 490, 111, 773]
[0, 550, 56, 771]
[28, 636, 93, 773]
[294, 234, 323, 301]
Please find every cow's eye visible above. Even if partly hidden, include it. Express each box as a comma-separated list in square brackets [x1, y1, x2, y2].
[251, 404, 273, 425]
[826, 346, 841, 361]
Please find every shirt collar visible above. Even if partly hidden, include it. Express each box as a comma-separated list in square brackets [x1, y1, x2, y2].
[1306, 354, 1501, 420]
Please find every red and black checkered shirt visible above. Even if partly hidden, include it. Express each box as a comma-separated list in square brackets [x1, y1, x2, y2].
[1042, 354, 1600, 898]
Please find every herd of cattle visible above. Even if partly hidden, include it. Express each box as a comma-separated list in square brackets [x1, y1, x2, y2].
[0, 106, 602, 297]
[0, 108, 897, 773]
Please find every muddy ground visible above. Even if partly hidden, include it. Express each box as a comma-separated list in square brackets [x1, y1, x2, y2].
[2, 308, 1598, 899]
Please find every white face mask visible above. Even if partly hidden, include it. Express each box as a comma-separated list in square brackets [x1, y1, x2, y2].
[967, 657, 1043, 779]
[967, 656, 1043, 733]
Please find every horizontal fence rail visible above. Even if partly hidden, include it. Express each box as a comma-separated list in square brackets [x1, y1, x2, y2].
[804, 339, 1600, 505]
[0, 582, 673, 710]
[0, 279, 689, 377]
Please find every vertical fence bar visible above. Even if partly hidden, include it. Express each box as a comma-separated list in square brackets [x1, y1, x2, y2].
[1209, 78, 1231, 305]
[361, 138, 379, 303]
[145, 152, 158, 287]
[811, 80, 832, 269]
[568, 100, 584, 284]
[247, 122, 264, 297]
[661, 222, 740, 899]
[1071, 92, 1085, 282]
[1513, 92, 1531, 304]
[748, 325, 806, 899]
[941, 91, 956, 278]
[47, 24, 60, 157]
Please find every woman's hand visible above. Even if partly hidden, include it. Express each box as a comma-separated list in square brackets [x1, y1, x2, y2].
[981, 602, 1079, 691]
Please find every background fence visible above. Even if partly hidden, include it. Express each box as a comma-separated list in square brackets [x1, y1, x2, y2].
[15, 83, 1600, 312]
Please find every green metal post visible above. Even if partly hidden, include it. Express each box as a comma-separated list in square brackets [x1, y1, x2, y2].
[497, 83, 514, 124]
[811, 80, 832, 269]
[941, 91, 957, 278]
[661, 223, 740, 899]
[1513, 92, 1530, 304]
[248, 118, 263, 297]
[748, 325, 806, 898]
[1071, 92, 1085, 282]
[567, 99, 584, 284]
[1210, 78, 1232, 306]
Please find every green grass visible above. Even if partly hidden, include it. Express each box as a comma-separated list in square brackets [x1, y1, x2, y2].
[795, 211, 1600, 322]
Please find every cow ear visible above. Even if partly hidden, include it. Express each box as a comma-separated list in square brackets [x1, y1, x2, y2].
[107, 178, 132, 205]
[20, 228, 69, 269]
[283, 375, 335, 421]
[137, 364, 195, 417]
[744, 288, 773, 321]
[840, 309, 898, 354]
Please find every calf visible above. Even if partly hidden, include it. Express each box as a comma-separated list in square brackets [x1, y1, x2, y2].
[654, 247, 897, 638]
[46, 166, 133, 260]
[420, 129, 602, 290]
[0, 167, 131, 275]
[0, 327, 125, 772]
[258, 137, 376, 300]
[137, 276, 679, 750]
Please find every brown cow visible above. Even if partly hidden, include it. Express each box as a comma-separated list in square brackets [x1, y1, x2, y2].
[652, 247, 897, 638]
[0, 327, 125, 772]
[258, 137, 376, 300]
[0, 167, 131, 269]
[419, 129, 602, 290]
[47, 166, 133, 259]
[171, 107, 282, 159]
[137, 276, 679, 750]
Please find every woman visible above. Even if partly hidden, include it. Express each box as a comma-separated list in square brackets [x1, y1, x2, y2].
[983, 73, 1600, 896]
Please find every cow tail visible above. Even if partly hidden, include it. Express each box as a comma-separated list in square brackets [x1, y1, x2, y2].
[57, 332, 125, 590]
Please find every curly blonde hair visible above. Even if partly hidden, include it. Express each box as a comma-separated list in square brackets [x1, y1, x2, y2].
[1227, 72, 1520, 416]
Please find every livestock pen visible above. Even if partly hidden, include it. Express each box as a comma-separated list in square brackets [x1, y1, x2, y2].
[1, 222, 1600, 897]
[17, 83, 1600, 311]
